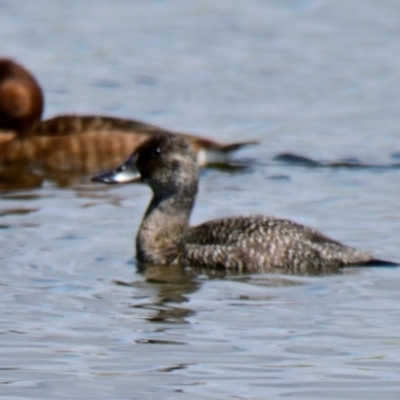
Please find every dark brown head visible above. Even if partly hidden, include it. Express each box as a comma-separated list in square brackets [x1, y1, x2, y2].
[0, 59, 44, 134]
[92, 133, 199, 196]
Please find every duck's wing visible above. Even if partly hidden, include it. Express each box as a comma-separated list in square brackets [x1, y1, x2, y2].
[187, 216, 373, 270]
[188, 215, 339, 245]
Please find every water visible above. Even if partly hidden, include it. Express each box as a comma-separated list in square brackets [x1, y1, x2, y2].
[1, 0, 400, 398]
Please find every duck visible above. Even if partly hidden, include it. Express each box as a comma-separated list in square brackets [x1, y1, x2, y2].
[91, 133, 395, 274]
[0, 58, 256, 173]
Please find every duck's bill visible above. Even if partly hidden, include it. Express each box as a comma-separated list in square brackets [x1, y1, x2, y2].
[91, 156, 141, 184]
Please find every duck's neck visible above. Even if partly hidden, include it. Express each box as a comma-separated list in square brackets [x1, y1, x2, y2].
[136, 183, 197, 264]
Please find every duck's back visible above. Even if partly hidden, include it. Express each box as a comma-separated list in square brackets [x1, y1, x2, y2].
[34, 115, 168, 137]
[184, 216, 372, 274]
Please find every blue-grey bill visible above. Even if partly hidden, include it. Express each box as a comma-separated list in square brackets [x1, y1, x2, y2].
[91, 155, 140, 184]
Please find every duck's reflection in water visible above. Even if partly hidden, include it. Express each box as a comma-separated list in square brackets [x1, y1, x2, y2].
[136, 264, 215, 324]
[0, 165, 44, 191]
[113, 263, 308, 324]
[113, 264, 239, 323]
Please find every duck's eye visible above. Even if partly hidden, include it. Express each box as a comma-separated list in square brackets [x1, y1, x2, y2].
[116, 164, 126, 173]
[152, 147, 161, 158]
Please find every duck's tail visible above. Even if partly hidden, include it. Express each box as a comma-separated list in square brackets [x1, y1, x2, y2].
[362, 258, 399, 267]
[197, 141, 258, 166]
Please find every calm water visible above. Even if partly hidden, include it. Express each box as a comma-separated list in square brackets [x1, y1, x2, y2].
[1, 1, 400, 398]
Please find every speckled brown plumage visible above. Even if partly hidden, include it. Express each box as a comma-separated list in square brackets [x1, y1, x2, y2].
[0, 59, 255, 173]
[184, 216, 372, 274]
[92, 133, 393, 274]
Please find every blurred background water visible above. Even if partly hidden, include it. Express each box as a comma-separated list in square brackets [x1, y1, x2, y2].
[1, 0, 400, 398]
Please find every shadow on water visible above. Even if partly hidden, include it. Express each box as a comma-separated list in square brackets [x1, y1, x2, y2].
[274, 152, 400, 169]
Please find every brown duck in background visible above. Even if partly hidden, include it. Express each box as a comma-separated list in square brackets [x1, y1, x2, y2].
[0, 58, 256, 174]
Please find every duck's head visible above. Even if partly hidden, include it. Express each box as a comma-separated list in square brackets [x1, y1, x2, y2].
[0, 59, 44, 134]
[92, 133, 199, 193]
